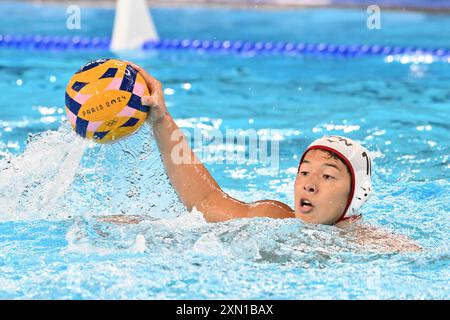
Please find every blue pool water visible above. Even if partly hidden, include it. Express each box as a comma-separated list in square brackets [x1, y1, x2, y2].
[0, 3, 449, 299]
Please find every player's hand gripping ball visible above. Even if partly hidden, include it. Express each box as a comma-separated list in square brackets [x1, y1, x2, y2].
[65, 58, 150, 143]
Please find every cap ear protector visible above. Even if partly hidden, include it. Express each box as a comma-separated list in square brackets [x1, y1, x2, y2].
[298, 136, 372, 222]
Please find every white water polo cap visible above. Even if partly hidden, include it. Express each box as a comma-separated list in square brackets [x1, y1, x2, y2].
[299, 135, 373, 221]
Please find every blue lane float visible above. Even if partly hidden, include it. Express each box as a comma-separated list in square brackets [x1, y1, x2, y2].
[140, 39, 450, 61]
[0, 34, 449, 61]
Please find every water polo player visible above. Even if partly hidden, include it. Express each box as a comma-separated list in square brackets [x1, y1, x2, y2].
[98, 63, 421, 252]
[133, 64, 371, 226]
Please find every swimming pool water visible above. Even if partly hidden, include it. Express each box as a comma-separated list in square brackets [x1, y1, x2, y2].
[0, 3, 449, 299]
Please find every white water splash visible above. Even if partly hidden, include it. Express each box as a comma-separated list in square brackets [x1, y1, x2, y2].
[129, 234, 147, 254]
[0, 123, 87, 221]
[0, 121, 186, 222]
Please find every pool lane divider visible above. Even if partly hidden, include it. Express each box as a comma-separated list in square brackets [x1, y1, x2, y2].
[0, 34, 449, 61]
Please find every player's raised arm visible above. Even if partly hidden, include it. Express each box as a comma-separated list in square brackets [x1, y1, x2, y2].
[133, 64, 294, 222]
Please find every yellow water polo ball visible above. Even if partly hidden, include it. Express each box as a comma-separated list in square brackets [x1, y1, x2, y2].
[65, 58, 150, 143]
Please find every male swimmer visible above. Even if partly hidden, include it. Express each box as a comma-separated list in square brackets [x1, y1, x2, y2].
[100, 64, 421, 252]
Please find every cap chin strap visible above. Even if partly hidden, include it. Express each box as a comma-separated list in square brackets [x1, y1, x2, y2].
[336, 181, 355, 223]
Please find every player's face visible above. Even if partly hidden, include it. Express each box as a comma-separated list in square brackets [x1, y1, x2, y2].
[294, 149, 351, 225]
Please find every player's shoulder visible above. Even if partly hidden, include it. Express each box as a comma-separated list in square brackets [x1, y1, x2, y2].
[250, 200, 295, 219]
